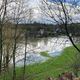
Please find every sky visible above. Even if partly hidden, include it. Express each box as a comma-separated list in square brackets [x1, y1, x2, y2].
[1, 0, 79, 24]
[28, 0, 40, 8]
[48, 0, 80, 6]
[25, 0, 80, 24]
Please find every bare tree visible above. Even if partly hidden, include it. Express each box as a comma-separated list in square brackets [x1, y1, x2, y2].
[41, 0, 80, 76]
[10, 1, 27, 80]
[0, 0, 8, 74]
[0, 0, 28, 79]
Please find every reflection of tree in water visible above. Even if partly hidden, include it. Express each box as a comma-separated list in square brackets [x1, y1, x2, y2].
[27, 38, 40, 47]
[29, 42, 38, 48]
[27, 37, 49, 48]
[42, 38, 49, 46]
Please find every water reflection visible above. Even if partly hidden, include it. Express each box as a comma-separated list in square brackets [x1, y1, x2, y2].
[15, 36, 72, 66]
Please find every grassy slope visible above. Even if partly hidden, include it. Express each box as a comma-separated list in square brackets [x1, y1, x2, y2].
[0, 45, 80, 80]
[17, 45, 79, 80]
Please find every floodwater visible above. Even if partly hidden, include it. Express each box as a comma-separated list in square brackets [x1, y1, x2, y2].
[12, 36, 72, 66]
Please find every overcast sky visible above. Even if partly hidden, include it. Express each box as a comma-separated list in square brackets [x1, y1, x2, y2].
[3, 0, 80, 24]
[48, 0, 80, 6]
[28, 0, 80, 24]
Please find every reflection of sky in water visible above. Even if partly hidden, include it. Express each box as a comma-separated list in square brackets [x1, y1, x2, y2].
[16, 53, 48, 66]
[13, 36, 72, 66]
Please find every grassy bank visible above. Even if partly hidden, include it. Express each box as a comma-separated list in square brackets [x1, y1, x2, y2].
[25, 47, 76, 80]
[0, 45, 80, 80]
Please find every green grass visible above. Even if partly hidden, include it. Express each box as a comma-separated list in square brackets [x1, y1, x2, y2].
[0, 45, 80, 80]
[40, 51, 51, 57]
[25, 46, 76, 80]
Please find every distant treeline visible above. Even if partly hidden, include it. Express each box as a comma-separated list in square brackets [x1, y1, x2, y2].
[12, 22, 80, 38]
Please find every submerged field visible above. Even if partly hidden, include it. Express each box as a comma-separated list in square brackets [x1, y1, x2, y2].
[0, 45, 80, 80]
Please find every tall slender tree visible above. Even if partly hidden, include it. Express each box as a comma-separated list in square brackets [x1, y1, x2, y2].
[42, 0, 80, 76]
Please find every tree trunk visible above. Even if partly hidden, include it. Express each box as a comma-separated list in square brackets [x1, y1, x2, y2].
[12, 25, 17, 80]
[23, 33, 27, 80]
[0, 24, 3, 74]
